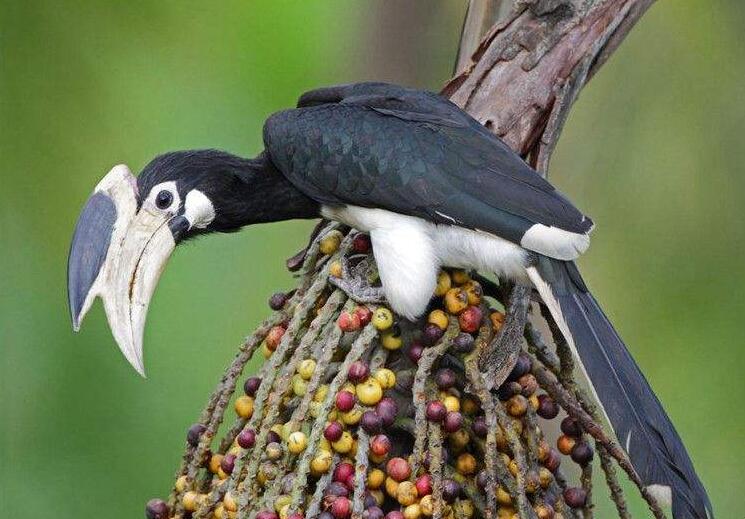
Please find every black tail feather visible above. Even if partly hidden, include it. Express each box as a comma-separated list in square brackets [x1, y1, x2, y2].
[528, 258, 712, 519]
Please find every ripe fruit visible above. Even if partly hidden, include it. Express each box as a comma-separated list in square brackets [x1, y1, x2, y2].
[370, 434, 391, 457]
[571, 441, 594, 465]
[352, 233, 371, 253]
[354, 306, 373, 326]
[235, 395, 255, 419]
[386, 457, 411, 482]
[407, 342, 424, 363]
[268, 292, 288, 310]
[324, 422, 344, 442]
[360, 411, 383, 434]
[452, 332, 475, 353]
[220, 453, 236, 475]
[563, 487, 587, 508]
[518, 373, 538, 396]
[426, 401, 447, 422]
[441, 479, 461, 503]
[557, 434, 576, 455]
[331, 497, 351, 519]
[458, 306, 483, 333]
[288, 431, 308, 454]
[471, 416, 488, 438]
[415, 474, 433, 496]
[338, 311, 362, 332]
[443, 411, 464, 433]
[145, 498, 169, 519]
[266, 326, 286, 351]
[536, 394, 559, 419]
[422, 324, 444, 345]
[356, 379, 383, 406]
[186, 423, 206, 447]
[435, 368, 456, 390]
[372, 308, 394, 330]
[335, 391, 356, 412]
[333, 462, 355, 483]
[375, 398, 398, 426]
[561, 416, 582, 437]
[348, 361, 370, 383]
[244, 376, 261, 396]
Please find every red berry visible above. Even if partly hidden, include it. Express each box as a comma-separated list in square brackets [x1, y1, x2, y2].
[458, 306, 483, 333]
[348, 361, 370, 383]
[354, 306, 373, 326]
[544, 448, 562, 473]
[331, 497, 351, 519]
[415, 474, 433, 496]
[352, 233, 371, 253]
[333, 462, 355, 483]
[386, 457, 411, 482]
[324, 422, 344, 442]
[370, 434, 391, 456]
[385, 513, 404, 519]
[257, 512, 279, 519]
[426, 401, 447, 422]
[407, 342, 424, 364]
[335, 391, 356, 412]
[145, 498, 169, 519]
[237, 428, 256, 449]
[338, 311, 361, 332]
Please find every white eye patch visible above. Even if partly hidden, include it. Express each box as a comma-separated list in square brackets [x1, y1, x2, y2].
[145, 181, 181, 215]
[183, 189, 216, 229]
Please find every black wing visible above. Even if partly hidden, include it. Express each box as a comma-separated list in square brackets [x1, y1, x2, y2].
[264, 83, 593, 255]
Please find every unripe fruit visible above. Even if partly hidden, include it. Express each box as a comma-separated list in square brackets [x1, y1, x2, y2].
[235, 395, 255, 419]
[444, 287, 468, 314]
[223, 492, 238, 512]
[367, 468, 385, 490]
[442, 395, 460, 413]
[332, 431, 354, 454]
[187, 423, 206, 447]
[381, 327, 403, 350]
[458, 306, 483, 333]
[288, 431, 308, 454]
[326, 482, 350, 497]
[372, 308, 394, 330]
[335, 391, 356, 412]
[506, 394, 529, 417]
[373, 368, 396, 389]
[463, 281, 483, 305]
[535, 504, 555, 519]
[145, 498, 169, 519]
[319, 230, 343, 255]
[386, 457, 411, 482]
[434, 271, 452, 296]
[490, 311, 505, 331]
[356, 379, 383, 406]
[209, 454, 224, 474]
[311, 449, 334, 475]
[266, 442, 283, 460]
[396, 481, 418, 506]
[298, 359, 316, 381]
[536, 394, 560, 419]
[518, 373, 538, 396]
[182, 491, 203, 512]
[428, 309, 449, 330]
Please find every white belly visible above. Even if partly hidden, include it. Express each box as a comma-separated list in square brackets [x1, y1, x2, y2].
[322, 205, 530, 318]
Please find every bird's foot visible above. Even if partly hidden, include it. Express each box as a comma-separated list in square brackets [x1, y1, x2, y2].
[329, 257, 386, 304]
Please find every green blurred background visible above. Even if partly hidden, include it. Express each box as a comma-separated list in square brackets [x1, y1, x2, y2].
[2, 1, 743, 517]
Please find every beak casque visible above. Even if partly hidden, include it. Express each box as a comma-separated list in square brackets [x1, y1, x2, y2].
[68, 165, 177, 376]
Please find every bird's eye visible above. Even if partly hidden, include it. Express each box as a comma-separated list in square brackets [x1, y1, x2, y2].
[155, 190, 174, 209]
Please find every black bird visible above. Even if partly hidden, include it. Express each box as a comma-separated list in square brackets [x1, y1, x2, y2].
[68, 82, 711, 518]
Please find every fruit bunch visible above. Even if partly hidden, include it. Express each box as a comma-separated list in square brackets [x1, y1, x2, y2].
[146, 225, 640, 519]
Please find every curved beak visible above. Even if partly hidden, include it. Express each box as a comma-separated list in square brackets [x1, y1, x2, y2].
[68, 165, 179, 377]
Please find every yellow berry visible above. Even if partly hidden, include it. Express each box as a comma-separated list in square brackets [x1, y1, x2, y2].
[463, 281, 483, 305]
[449, 429, 470, 450]
[427, 309, 449, 330]
[332, 431, 354, 453]
[314, 384, 330, 402]
[497, 486, 512, 505]
[370, 489, 385, 506]
[223, 492, 238, 512]
[434, 271, 452, 297]
[329, 260, 343, 278]
[319, 230, 343, 255]
[456, 453, 477, 475]
[356, 378, 384, 405]
[175, 475, 189, 493]
[404, 504, 422, 519]
[456, 500, 475, 519]
[397, 481, 418, 506]
[214, 503, 225, 519]
[373, 368, 396, 389]
[274, 494, 291, 513]
[310, 449, 333, 475]
[490, 311, 505, 331]
[381, 329, 403, 350]
[292, 374, 308, 396]
[367, 468, 385, 490]
[385, 476, 399, 498]
[444, 287, 469, 315]
[340, 381, 357, 395]
[298, 359, 316, 381]
[262, 343, 273, 358]
[341, 407, 363, 425]
[442, 395, 460, 413]
[420, 495, 434, 516]
[209, 454, 224, 474]
[372, 307, 394, 330]
[287, 431, 308, 454]
[451, 269, 471, 285]
[182, 491, 202, 512]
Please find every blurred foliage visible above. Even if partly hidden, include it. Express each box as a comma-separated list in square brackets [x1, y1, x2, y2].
[1, 1, 742, 517]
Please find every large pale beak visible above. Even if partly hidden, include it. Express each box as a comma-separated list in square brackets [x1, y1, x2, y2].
[68, 165, 180, 376]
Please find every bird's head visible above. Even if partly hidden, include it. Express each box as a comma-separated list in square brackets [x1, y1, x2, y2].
[67, 150, 270, 376]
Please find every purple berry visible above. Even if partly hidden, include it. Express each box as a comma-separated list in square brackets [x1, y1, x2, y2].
[243, 376, 261, 396]
[145, 498, 169, 519]
[443, 411, 463, 433]
[186, 423, 206, 447]
[237, 428, 256, 449]
[268, 292, 288, 310]
[435, 368, 457, 390]
[360, 411, 383, 434]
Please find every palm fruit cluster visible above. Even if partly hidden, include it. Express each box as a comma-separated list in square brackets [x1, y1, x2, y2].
[146, 224, 639, 519]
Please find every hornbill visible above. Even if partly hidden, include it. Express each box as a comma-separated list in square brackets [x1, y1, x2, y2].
[68, 82, 711, 518]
